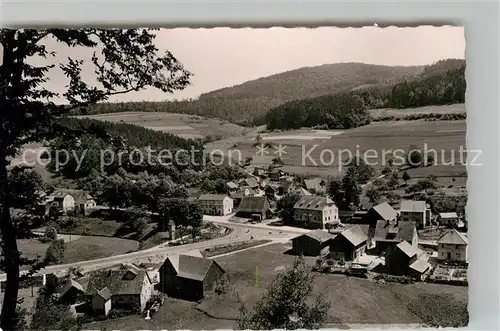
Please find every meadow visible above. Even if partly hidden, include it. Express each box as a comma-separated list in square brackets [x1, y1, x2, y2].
[75, 112, 249, 140]
[85, 243, 468, 330]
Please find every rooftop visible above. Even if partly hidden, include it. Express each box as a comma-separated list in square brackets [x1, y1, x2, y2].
[400, 200, 427, 212]
[340, 225, 368, 247]
[197, 194, 229, 201]
[371, 202, 398, 221]
[294, 195, 335, 211]
[437, 229, 468, 245]
[439, 212, 459, 219]
[396, 240, 419, 258]
[165, 254, 224, 281]
[296, 229, 335, 243]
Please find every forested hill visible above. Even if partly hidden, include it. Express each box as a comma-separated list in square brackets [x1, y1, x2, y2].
[265, 59, 465, 131]
[78, 59, 464, 126]
[199, 62, 423, 101]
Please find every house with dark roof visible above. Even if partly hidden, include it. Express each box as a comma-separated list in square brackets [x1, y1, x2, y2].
[54, 278, 85, 304]
[253, 166, 267, 178]
[238, 177, 259, 190]
[329, 225, 370, 261]
[360, 202, 399, 227]
[259, 177, 271, 189]
[236, 196, 271, 221]
[437, 229, 468, 262]
[196, 194, 234, 216]
[48, 188, 97, 216]
[304, 177, 326, 194]
[82, 266, 154, 315]
[291, 230, 335, 256]
[400, 200, 431, 229]
[293, 187, 312, 197]
[268, 168, 285, 180]
[278, 180, 297, 196]
[293, 196, 339, 229]
[226, 181, 239, 195]
[372, 220, 418, 254]
[437, 212, 459, 228]
[158, 254, 226, 301]
[264, 183, 280, 201]
[386, 241, 431, 279]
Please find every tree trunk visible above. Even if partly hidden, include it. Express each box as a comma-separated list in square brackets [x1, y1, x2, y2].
[0, 148, 21, 331]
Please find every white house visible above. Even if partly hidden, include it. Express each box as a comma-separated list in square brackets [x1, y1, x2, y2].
[196, 194, 234, 216]
[399, 200, 431, 229]
[437, 229, 468, 262]
[293, 196, 339, 229]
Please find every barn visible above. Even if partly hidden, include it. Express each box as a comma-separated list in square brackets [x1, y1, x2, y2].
[291, 230, 335, 256]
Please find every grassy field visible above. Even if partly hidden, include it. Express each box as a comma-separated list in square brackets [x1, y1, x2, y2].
[18, 235, 139, 265]
[209, 119, 467, 178]
[86, 243, 468, 329]
[369, 104, 466, 120]
[75, 112, 249, 140]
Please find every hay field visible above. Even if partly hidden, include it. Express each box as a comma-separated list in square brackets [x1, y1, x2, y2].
[209, 120, 467, 178]
[75, 112, 248, 140]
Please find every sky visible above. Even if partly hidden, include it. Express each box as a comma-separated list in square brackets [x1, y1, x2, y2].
[20, 26, 466, 102]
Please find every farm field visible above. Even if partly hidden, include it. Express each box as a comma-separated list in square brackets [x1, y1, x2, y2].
[87, 243, 468, 329]
[369, 103, 466, 119]
[75, 112, 249, 140]
[17, 235, 139, 266]
[209, 119, 467, 178]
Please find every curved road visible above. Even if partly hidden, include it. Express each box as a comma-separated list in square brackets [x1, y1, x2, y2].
[0, 214, 306, 281]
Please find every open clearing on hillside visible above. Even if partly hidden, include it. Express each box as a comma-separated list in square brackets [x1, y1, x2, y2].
[210, 120, 467, 178]
[369, 104, 466, 119]
[75, 112, 248, 139]
[87, 243, 467, 330]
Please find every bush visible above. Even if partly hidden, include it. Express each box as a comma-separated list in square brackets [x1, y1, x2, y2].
[108, 304, 140, 319]
[44, 239, 66, 264]
[45, 226, 58, 241]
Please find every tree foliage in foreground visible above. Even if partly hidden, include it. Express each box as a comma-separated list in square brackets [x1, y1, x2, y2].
[237, 257, 331, 330]
[0, 28, 191, 330]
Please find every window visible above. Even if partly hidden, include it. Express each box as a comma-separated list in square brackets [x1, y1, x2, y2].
[456, 245, 460, 249]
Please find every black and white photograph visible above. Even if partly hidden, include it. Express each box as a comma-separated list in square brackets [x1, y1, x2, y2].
[0, 26, 468, 330]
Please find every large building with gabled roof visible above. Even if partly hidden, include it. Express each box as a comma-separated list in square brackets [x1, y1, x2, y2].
[158, 253, 226, 301]
[293, 195, 339, 229]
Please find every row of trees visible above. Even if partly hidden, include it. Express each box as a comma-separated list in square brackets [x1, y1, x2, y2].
[48, 117, 205, 179]
[265, 92, 371, 130]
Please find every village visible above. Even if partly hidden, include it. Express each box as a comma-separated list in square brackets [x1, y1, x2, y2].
[1, 160, 468, 327]
[0, 26, 474, 330]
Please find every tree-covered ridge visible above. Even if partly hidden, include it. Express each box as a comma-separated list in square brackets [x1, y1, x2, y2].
[57, 117, 202, 151]
[74, 59, 464, 127]
[74, 62, 425, 125]
[201, 62, 424, 100]
[265, 59, 466, 130]
[49, 117, 206, 179]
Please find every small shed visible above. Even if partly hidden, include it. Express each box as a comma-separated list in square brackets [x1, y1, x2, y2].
[437, 212, 459, 227]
